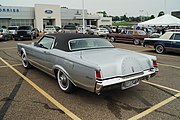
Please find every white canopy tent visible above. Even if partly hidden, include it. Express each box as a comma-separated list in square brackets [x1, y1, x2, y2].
[138, 14, 180, 27]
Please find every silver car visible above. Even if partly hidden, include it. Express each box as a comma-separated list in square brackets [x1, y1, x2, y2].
[17, 33, 158, 94]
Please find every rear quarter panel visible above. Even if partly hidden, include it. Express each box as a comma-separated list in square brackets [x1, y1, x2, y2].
[51, 50, 99, 92]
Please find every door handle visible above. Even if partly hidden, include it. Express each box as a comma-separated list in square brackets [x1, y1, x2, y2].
[44, 51, 50, 54]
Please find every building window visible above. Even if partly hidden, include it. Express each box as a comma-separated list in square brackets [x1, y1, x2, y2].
[101, 20, 110, 22]
[11, 19, 34, 26]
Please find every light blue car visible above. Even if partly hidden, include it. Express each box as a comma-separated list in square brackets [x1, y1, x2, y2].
[17, 33, 158, 94]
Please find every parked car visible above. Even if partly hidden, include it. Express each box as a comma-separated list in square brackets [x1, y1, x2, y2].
[76, 27, 94, 35]
[44, 25, 57, 34]
[54, 26, 61, 32]
[0, 28, 12, 41]
[85, 28, 94, 35]
[17, 33, 158, 94]
[110, 26, 117, 33]
[8, 26, 19, 38]
[144, 32, 180, 54]
[61, 25, 77, 33]
[86, 25, 97, 33]
[107, 30, 148, 45]
[94, 27, 109, 36]
[101, 26, 113, 33]
[33, 28, 40, 37]
[149, 33, 161, 38]
[14, 26, 37, 40]
[76, 27, 84, 34]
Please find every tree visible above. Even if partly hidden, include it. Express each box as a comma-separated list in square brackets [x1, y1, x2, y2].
[97, 11, 107, 17]
[150, 15, 155, 19]
[121, 14, 129, 21]
[158, 11, 165, 17]
[112, 16, 120, 21]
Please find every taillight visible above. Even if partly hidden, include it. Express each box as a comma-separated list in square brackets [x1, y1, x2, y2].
[153, 60, 158, 67]
[0, 32, 2, 35]
[96, 70, 102, 79]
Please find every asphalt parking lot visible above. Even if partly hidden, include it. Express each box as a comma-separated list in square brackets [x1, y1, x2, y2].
[0, 38, 180, 120]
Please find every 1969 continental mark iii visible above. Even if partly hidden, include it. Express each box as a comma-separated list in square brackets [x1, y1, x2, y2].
[17, 33, 158, 94]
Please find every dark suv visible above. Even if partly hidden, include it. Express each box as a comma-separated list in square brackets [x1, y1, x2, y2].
[14, 26, 38, 40]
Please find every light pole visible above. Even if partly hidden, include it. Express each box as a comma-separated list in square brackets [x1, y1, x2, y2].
[139, 10, 149, 22]
[139, 10, 144, 22]
[164, 0, 167, 14]
[82, 0, 85, 34]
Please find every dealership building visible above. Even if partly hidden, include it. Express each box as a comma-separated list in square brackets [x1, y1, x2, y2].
[0, 4, 112, 31]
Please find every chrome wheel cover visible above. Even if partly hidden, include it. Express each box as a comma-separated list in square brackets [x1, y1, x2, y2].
[109, 37, 115, 42]
[134, 39, 139, 45]
[57, 71, 69, 91]
[156, 45, 164, 53]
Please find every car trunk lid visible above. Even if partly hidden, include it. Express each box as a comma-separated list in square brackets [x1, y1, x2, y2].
[72, 48, 154, 79]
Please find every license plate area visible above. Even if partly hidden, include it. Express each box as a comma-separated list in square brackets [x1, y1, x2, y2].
[121, 79, 139, 90]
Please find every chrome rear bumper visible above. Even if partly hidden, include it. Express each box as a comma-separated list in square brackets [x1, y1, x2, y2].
[95, 68, 158, 94]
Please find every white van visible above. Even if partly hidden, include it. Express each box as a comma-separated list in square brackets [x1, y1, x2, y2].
[8, 26, 19, 37]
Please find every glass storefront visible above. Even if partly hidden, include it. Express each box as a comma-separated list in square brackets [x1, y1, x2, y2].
[10, 19, 34, 26]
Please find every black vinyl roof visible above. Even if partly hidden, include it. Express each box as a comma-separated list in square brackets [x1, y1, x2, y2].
[45, 33, 99, 52]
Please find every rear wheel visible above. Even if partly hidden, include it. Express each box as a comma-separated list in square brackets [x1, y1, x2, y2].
[57, 70, 74, 93]
[133, 39, 140, 45]
[109, 36, 116, 42]
[4, 36, 8, 41]
[155, 44, 165, 54]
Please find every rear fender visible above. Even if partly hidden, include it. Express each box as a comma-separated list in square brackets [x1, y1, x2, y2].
[154, 42, 165, 48]
[53, 65, 77, 86]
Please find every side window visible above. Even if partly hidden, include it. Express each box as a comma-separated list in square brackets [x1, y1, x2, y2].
[174, 34, 180, 40]
[37, 36, 54, 49]
[127, 31, 133, 35]
[170, 34, 175, 40]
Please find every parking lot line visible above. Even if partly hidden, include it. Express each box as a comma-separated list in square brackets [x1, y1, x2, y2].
[0, 47, 17, 50]
[142, 51, 180, 59]
[142, 80, 180, 93]
[158, 63, 180, 69]
[0, 57, 81, 120]
[128, 92, 180, 120]
[0, 64, 21, 68]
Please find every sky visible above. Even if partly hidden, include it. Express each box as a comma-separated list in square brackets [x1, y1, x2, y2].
[0, 0, 180, 17]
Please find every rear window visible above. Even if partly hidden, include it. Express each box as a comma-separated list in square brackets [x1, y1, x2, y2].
[8, 27, 18, 30]
[100, 28, 106, 30]
[18, 26, 32, 30]
[138, 30, 146, 35]
[69, 38, 114, 51]
[127, 31, 133, 35]
[64, 25, 76, 30]
[45, 26, 54, 28]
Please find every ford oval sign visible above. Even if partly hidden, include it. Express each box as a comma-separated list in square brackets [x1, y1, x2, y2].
[45, 10, 53, 14]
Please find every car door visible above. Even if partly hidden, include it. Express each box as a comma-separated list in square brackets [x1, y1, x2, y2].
[30, 36, 55, 73]
[125, 30, 133, 41]
[171, 33, 180, 52]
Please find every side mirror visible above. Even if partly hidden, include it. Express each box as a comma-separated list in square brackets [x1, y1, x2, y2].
[33, 42, 39, 46]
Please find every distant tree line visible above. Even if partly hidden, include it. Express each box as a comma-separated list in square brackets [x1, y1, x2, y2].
[97, 11, 156, 22]
[96, 11, 179, 22]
